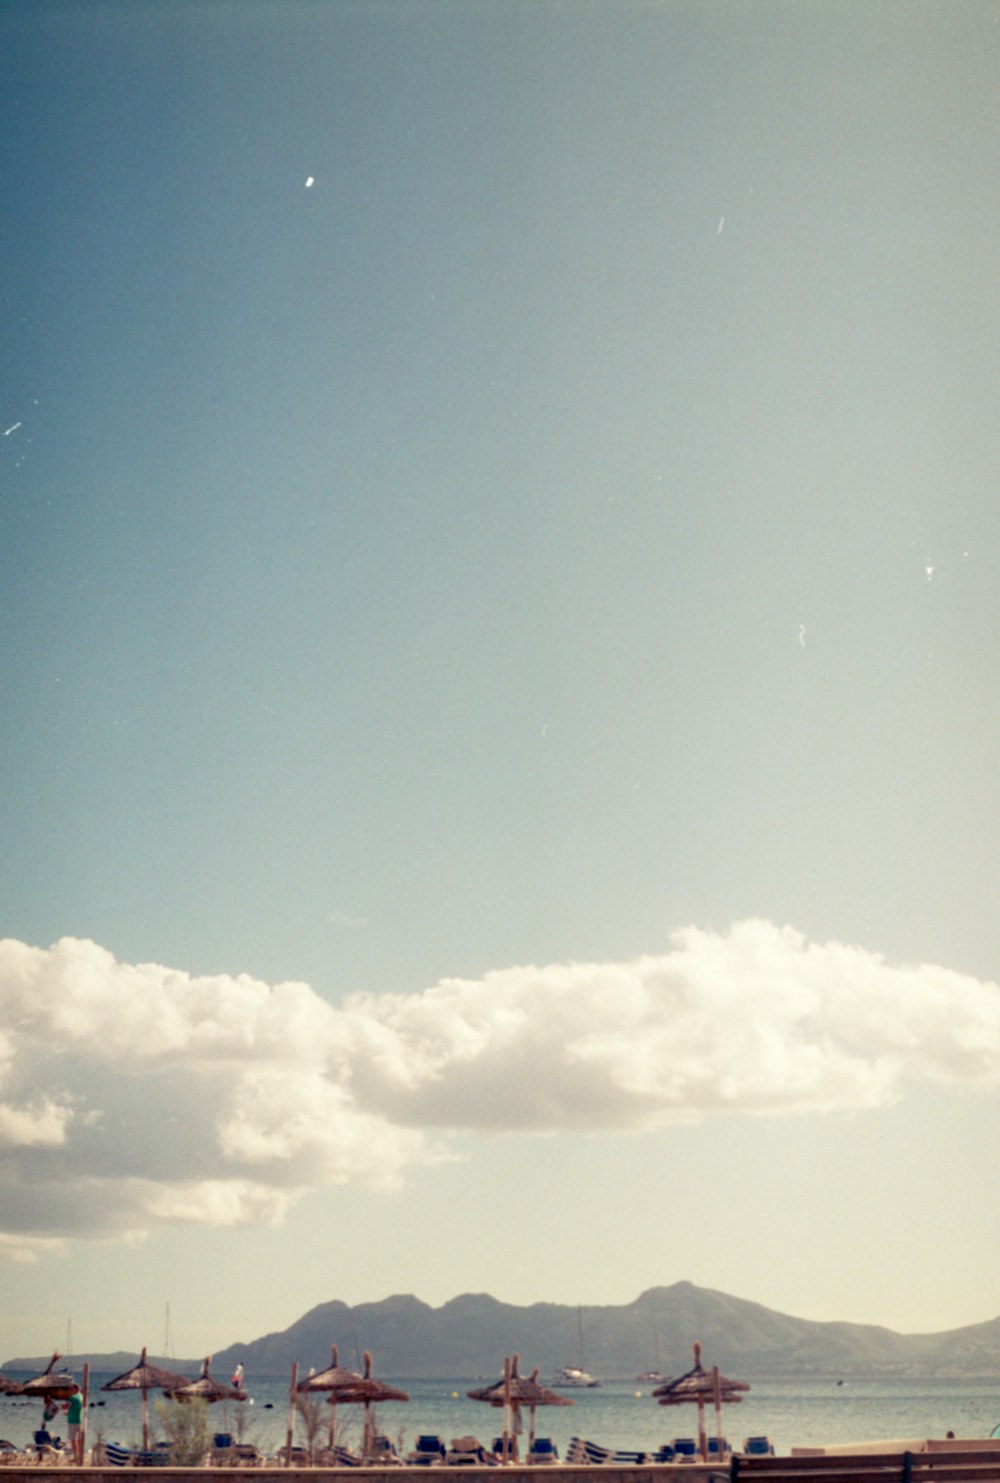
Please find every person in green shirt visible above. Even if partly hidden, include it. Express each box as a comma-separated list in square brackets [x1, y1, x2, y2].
[65, 1385, 84, 1464]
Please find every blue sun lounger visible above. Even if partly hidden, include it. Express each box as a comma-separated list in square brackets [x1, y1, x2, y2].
[409, 1435, 447, 1465]
[743, 1436, 775, 1456]
[527, 1437, 559, 1463]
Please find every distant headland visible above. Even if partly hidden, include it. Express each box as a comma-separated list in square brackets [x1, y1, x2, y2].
[6, 1282, 1000, 1379]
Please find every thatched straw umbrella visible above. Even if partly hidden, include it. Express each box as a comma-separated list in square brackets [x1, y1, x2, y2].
[102, 1348, 189, 1452]
[21, 1354, 77, 1438]
[653, 1341, 749, 1461]
[21, 1353, 77, 1425]
[325, 1351, 409, 1457]
[297, 1345, 363, 1448]
[469, 1353, 517, 1462]
[0, 1374, 23, 1396]
[172, 1356, 247, 1405]
[469, 1354, 573, 1460]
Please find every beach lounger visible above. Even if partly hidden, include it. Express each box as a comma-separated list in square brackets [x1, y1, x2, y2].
[317, 1444, 363, 1467]
[409, 1434, 447, 1465]
[99, 1442, 136, 1467]
[565, 1437, 649, 1465]
[527, 1437, 559, 1464]
[650, 1445, 676, 1463]
[446, 1436, 496, 1466]
[566, 1436, 608, 1463]
[445, 1429, 495, 1465]
[673, 1437, 698, 1460]
[743, 1437, 775, 1456]
[366, 1434, 402, 1464]
[27, 1430, 64, 1465]
[273, 1445, 310, 1465]
[212, 1432, 237, 1464]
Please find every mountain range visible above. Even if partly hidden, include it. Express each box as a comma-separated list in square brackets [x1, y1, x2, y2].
[7, 1283, 1000, 1378]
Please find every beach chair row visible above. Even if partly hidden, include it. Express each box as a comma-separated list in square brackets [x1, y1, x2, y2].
[95, 1439, 266, 1467]
[563, 1435, 775, 1465]
[5, 1428, 782, 1470]
[407, 1434, 518, 1465]
[242, 1434, 502, 1467]
[1, 1429, 84, 1465]
[565, 1434, 751, 1465]
[87, 1434, 493, 1468]
[566, 1436, 678, 1465]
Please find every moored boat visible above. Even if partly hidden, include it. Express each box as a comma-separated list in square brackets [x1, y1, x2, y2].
[549, 1365, 600, 1388]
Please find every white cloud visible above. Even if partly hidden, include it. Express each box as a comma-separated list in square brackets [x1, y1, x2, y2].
[0, 921, 998, 1250]
[0, 1232, 68, 1264]
[0, 1097, 72, 1148]
[340, 922, 1000, 1130]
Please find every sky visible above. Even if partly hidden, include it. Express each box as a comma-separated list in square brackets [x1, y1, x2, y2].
[1, 0, 999, 1364]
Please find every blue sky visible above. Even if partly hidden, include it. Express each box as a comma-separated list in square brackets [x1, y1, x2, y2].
[2, 0, 999, 1363]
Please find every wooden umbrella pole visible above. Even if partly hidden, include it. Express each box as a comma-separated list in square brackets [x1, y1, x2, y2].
[502, 1355, 512, 1464]
[285, 1362, 299, 1468]
[82, 1363, 90, 1466]
[697, 1395, 707, 1462]
[713, 1365, 723, 1460]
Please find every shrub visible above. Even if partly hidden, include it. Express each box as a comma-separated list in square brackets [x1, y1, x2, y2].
[154, 1397, 211, 1465]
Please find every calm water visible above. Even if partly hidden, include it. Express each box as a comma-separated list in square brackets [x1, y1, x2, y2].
[3, 1374, 1000, 1458]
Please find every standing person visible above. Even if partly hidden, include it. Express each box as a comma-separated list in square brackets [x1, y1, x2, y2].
[65, 1384, 84, 1464]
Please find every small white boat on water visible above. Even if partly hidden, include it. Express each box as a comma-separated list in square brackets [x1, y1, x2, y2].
[549, 1365, 600, 1388]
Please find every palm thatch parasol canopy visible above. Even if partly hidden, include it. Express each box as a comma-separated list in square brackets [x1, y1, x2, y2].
[298, 1345, 364, 1448]
[102, 1348, 190, 1452]
[21, 1354, 77, 1401]
[297, 1345, 362, 1394]
[469, 1358, 556, 1407]
[0, 1374, 23, 1396]
[103, 1349, 188, 1395]
[172, 1357, 247, 1405]
[324, 1351, 409, 1456]
[653, 1341, 749, 1461]
[469, 1354, 573, 1459]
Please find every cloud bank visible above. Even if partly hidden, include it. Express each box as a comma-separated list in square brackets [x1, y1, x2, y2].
[1, 921, 998, 1253]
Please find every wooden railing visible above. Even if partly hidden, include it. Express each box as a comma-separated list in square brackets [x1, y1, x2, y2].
[731, 1447, 1000, 1483]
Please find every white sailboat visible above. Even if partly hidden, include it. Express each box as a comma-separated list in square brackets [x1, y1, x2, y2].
[550, 1365, 600, 1388]
[550, 1308, 601, 1387]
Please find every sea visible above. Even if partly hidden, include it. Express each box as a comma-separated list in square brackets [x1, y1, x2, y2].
[2, 1373, 999, 1460]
